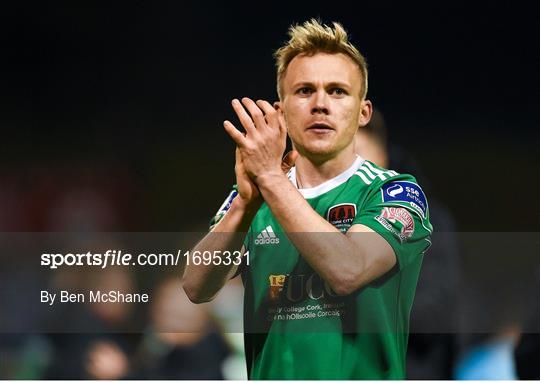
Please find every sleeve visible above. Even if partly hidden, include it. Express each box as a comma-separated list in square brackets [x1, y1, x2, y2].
[209, 185, 238, 230]
[353, 176, 433, 268]
[208, 184, 249, 278]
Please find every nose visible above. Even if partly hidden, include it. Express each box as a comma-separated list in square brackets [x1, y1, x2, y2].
[311, 90, 329, 115]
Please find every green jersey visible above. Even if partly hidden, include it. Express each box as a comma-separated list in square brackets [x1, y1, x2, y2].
[239, 156, 432, 379]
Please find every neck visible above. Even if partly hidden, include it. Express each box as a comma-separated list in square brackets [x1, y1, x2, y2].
[295, 147, 357, 189]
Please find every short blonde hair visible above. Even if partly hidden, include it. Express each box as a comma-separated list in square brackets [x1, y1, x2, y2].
[274, 19, 368, 101]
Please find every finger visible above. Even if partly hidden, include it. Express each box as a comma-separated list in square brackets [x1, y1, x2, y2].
[224, 120, 247, 146]
[231, 98, 257, 135]
[241, 98, 267, 130]
[256, 99, 279, 128]
[281, 150, 299, 173]
[277, 111, 288, 136]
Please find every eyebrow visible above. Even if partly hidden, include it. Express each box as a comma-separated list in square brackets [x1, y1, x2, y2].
[292, 81, 351, 89]
[326, 81, 351, 89]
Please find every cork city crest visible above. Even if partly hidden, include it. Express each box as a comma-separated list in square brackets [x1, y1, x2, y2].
[326, 203, 357, 232]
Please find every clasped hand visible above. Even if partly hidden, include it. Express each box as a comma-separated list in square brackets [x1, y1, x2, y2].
[224, 97, 295, 208]
[224, 97, 287, 182]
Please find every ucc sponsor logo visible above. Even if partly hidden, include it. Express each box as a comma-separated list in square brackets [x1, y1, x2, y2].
[269, 273, 338, 302]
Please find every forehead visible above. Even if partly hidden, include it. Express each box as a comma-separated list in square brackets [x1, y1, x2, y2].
[283, 52, 362, 89]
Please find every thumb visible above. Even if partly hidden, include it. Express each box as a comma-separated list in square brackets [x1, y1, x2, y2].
[281, 150, 299, 173]
[235, 147, 243, 164]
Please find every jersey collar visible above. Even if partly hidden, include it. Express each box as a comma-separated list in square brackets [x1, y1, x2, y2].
[287, 155, 365, 199]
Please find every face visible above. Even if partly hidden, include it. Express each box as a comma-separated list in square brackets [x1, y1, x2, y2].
[278, 52, 371, 161]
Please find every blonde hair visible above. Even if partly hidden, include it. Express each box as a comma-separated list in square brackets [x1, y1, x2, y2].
[274, 19, 368, 101]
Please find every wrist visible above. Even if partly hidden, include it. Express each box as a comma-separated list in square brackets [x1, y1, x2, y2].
[213, 197, 260, 233]
[255, 171, 288, 190]
[232, 195, 261, 218]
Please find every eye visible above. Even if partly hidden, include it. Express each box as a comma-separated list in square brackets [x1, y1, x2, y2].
[296, 87, 313, 95]
[330, 88, 347, 96]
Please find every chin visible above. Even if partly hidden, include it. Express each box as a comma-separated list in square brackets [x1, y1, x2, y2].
[299, 143, 337, 159]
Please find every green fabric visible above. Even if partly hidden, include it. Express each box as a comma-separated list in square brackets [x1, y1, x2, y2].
[240, 160, 432, 379]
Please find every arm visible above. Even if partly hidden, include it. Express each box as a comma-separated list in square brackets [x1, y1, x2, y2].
[256, 171, 396, 295]
[183, 149, 260, 303]
[183, 198, 256, 303]
[183, 147, 299, 303]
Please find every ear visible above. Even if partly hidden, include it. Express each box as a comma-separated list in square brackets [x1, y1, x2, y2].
[358, 100, 373, 127]
[274, 101, 287, 133]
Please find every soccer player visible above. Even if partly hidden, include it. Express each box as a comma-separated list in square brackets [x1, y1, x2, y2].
[183, 19, 432, 379]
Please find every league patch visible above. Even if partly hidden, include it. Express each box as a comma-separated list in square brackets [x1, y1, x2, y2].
[381, 181, 427, 218]
[375, 207, 415, 243]
[327, 203, 357, 232]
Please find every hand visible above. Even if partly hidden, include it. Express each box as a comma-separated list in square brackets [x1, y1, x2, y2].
[281, 149, 298, 174]
[224, 98, 287, 183]
[234, 147, 261, 210]
[235, 147, 298, 210]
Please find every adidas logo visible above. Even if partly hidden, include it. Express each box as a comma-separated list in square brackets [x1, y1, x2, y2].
[254, 225, 280, 245]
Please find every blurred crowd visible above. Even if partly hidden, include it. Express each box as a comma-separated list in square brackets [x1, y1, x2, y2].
[0, 110, 538, 379]
[0, 164, 246, 379]
[1, 267, 245, 379]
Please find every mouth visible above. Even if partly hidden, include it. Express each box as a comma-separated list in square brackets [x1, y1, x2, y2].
[306, 123, 334, 133]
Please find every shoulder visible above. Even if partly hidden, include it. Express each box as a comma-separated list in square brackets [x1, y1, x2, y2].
[355, 160, 401, 186]
[357, 161, 428, 220]
[352, 162, 433, 261]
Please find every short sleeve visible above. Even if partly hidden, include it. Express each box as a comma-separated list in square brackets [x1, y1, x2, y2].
[209, 185, 238, 230]
[208, 184, 250, 278]
[354, 178, 433, 268]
